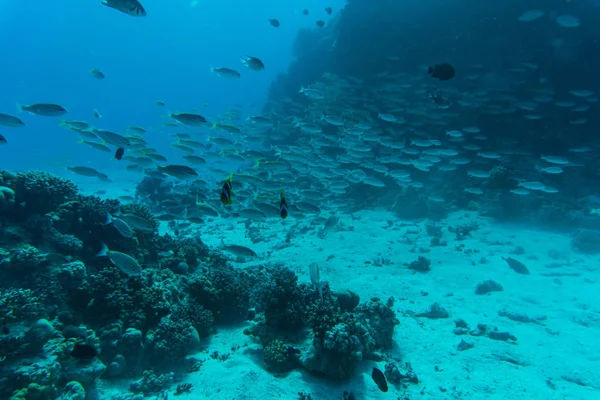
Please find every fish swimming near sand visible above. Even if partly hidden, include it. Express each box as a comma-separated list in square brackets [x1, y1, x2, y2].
[220, 239, 257, 258]
[503, 256, 530, 275]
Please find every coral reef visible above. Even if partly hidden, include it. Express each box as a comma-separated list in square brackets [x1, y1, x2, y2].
[0, 168, 403, 395]
[0, 170, 78, 219]
[244, 265, 399, 380]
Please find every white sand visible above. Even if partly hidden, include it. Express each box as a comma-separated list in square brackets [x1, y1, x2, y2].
[100, 209, 600, 399]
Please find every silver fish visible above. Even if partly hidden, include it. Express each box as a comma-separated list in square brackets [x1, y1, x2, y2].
[97, 243, 142, 276]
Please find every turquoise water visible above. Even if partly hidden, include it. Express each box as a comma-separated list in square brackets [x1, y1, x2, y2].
[1, 0, 600, 399]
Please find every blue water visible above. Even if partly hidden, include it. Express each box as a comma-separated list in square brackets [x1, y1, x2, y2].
[3, 1, 600, 399]
[0, 0, 342, 175]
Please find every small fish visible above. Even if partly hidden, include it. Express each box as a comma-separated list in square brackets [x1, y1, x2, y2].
[20, 103, 67, 116]
[269, 18, 280, 27]
[90, 68, 105, 79]
[156, 101, 165, 107]
[67, 166, 103, 177]
[170, 112, 207, 126]
[115, 147, 125, 160]
[280, 190, 288, 219]
[79, 139, 111, 153]
[309, 262, 323, 297]
[221, 240, 257, 258]
[240, 56, 265, 71]
[127, 126, 146, 134]
[316, 20, 325, 27]
[428, 63, 455, 81]
[0, 112, 25, 127]
[371, 367, 388, 392]
[211, 67, 241, 79]
[93, 129, 131, 147]
[118, 213, 156, 232]
[213, 123, 241, 134]
[541, 155, 569, 165]
[71, 343, 98, 360]
[97, 242, 142, 276]
[101, 0, 146, 17]
[302, 9, 308, 15]
[299, 86, 324, 100]
[104, 212, 133, 238]
[503, 257, 530, 275]
[62, 120, 90, 130]
[93, 109, 102, 118]
[325, 7, 332, 15]
[0, 133, 7, 144]
[157, 164, 198, 179]
[220, 174, 233, 206]
[183, 155, 206, 164]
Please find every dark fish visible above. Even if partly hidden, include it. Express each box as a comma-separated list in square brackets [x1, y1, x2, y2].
[101, 0, 146, 17]
[302, 9, 308, 15]
[170, 112, 207, 126]
[0, 133, 7, 144]
[503, 257, 530, 275]
[2, 325, 9, 334]
[93, 109, 102, 118]
[21, 103, 67, 116]
[220, 174, 233, 206]
[241, 56, 265, 71]
[325, 7, 332, 15]
[0, 112, 25, 127]
[280, 189, 288, 219]
[428, 63, 455, 81]
[71, 343, 98, 359]
[371, 367, 388, 392]
[90, 68, 105, 79]
[115, 147, 125, 160]
[316, 20, 325, 27]
[269, 18, 280, 27]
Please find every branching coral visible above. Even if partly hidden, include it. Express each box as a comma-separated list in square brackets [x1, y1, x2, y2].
[9, 171, 79, 216]
[0, 288, 44, 325]
[145, 316, 200, 365]
[187, 262, 250, 323]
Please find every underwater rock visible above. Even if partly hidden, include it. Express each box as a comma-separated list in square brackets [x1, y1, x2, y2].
[416, 303, 449, 319]
[475, 280, 503, 295]
[449, 221, 480, 240]
[23, 319, 57, 355]
[457, 339, 474, 351]
[62, 357, 106, 384]
[56, 381, 86, 400]
[503, 256, 530, 274]
[384, 360, 419, 384]
[472, 324, 518, 342]
[106, 354, 127, 377]
[408, 255, 431, 272]
[0, 185, 15, 207]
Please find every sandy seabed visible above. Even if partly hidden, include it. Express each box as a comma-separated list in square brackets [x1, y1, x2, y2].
[78, 190, 599, 400]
